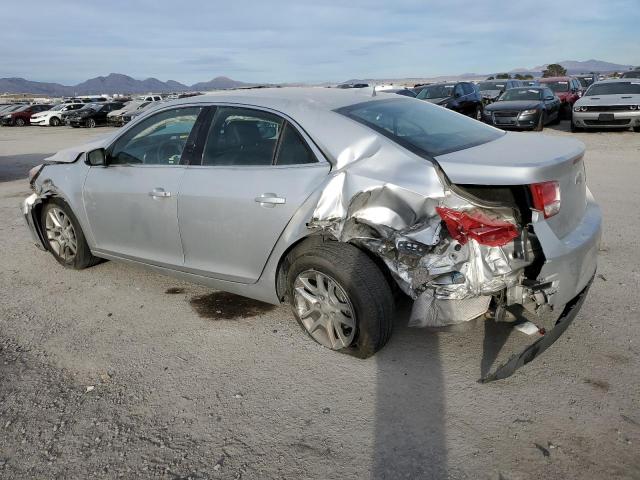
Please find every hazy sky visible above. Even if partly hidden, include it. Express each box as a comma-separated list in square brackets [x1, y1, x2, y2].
[2, 0, 639, 85]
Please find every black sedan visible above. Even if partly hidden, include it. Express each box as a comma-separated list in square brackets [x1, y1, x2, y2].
[481, 87, 561, 131]
[67, 102, 125, 128]
[416, 82, 484, 119]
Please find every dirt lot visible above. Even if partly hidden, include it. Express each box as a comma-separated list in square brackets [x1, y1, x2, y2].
[0, 123, 638, 479]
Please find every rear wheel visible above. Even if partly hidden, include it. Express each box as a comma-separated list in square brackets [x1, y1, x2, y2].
[287, 241, 394, 358]
[41, 199, 100, 269]
[15, 118, 26, 127]
[49, 117, 60, 126]
[86, 118, 96, 128]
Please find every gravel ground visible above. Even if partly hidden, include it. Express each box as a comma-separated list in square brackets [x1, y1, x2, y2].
[0, 123, 638, 479]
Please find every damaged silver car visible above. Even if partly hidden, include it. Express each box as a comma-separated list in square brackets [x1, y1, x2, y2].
[22, 88, 601, 377]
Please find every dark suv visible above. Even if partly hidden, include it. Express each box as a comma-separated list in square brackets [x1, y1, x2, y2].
[1, 104, 51, 126]
[416, 81, 484, 119]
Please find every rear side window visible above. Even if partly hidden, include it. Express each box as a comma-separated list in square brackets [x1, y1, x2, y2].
[202, 107, 283, 166]
[276, 123, 317, 165]
[337, 98, 504, 157]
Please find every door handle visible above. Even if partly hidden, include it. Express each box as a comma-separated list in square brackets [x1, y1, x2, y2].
[254, 193, 285, 208]
[149, 188, 171, 198]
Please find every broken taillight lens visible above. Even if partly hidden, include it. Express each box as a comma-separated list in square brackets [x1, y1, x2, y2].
[435, 207, 519, 247]
[529, 181, 561, 218]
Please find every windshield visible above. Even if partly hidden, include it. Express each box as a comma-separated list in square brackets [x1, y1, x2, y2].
[477, 81, 506, 91]
[585, 82, 640, 96]
[337, 98, 503, 157]
[499, 88, 543, 101]
[416, 84, 454, 100]
[48, 104, 64, 111]
[543, 81, 569, 92]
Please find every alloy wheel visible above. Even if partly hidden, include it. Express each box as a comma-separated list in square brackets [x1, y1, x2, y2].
[293, 270, 356, 350]
[45, 207, 77, 261]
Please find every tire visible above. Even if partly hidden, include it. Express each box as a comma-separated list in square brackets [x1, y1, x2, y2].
[86, 118, 96, 128]
[533, 112, 544, 131]
[49, 117, 60, 127]
[570, 119, 581, 133]
[474, 105, 483, 121]
[286, 241, 394, 358]
[15, 118, 26, 127]
[41, 198, 100, 270]
[633, 126, 640, 133]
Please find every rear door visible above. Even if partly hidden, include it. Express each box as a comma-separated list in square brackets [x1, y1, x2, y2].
[83, 105, 204, 266]
[178, 105, 330, 283]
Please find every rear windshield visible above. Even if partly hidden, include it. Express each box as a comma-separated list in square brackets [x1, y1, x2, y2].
[416, 84, 454, 100]
[477, 81, 506, 91]
[336, 98, 503, 157]
[499, 88, 543, 101]
[542, 81, 569, 92]
[585, 82, 640, 96]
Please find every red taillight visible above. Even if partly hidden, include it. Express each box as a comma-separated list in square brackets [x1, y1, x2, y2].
[530, 181, 561, 218]
[435, 207, 519, 247]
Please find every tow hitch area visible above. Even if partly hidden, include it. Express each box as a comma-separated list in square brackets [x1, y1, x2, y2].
[480, 278, 593, 382]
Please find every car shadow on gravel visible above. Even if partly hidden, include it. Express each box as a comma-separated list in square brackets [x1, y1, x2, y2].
[373, 298, 449, 479]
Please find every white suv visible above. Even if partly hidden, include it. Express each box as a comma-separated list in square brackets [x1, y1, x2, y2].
[31, 103, 85, 126]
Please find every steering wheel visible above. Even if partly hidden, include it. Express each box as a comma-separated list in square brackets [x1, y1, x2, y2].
[142, 138, 186, 165]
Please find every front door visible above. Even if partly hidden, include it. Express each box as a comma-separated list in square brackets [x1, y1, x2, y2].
[178, 106, 330, 283]
[83, 106, 204, 266]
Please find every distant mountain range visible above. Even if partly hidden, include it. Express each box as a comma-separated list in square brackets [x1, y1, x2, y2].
[2, 59, 637, 96]
[510, 59, 634, 74]
[0, 73, 256, 96]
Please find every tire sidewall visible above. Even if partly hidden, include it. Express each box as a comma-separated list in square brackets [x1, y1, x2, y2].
[50, 117, 60, 126]
[287, 249, 384, 357]
[15, 118, 25, 127]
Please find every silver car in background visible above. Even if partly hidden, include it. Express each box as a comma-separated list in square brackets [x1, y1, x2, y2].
[572, 79, 640, 132]
[22, 88, 601, 379]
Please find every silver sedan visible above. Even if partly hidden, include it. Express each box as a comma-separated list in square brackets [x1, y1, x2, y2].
[22, 88, 601, 377]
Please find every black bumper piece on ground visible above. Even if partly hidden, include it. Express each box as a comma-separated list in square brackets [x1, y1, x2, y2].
[480, 277, 593, 383]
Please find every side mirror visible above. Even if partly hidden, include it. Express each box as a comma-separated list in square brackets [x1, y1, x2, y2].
[86, 148, 107, 166]
[545, 96, 555, 101]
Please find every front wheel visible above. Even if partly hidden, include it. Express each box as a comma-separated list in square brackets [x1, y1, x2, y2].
[49, 117, 60, 127]
[86, 118, 96, 128]
[15, 118, 26, 127]
[41, 199, 100, 269]
[287, 241, 394, 358]
[533, 112, 544, 131]
[570, 119, 581, 132]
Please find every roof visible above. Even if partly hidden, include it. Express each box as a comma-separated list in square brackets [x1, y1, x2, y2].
[591, 78, 640, 84]
[539, 76, 572, 81]
[169, 87, 389, 115]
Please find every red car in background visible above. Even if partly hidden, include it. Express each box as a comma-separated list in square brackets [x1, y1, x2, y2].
[539, 77, 583, 117]
[1, 104, 51, 126]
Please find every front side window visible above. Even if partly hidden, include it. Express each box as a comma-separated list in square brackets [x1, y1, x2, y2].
[110, 107, 202, 165]
[202, 107, 283, 166]
[338, 98, 504, 157]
